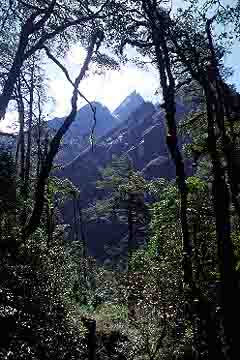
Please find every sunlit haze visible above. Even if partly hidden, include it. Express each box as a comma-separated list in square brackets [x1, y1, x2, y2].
[48, 45, 160, 118]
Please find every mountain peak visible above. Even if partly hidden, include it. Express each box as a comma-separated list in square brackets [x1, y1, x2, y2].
[113, 91, 145, 121]
[129, 89, 137, 96]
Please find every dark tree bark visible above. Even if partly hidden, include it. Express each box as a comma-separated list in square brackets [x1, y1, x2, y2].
[23, 65, 35, 198]
[205, 88, 236, 359]
[0, 0, 106, 118]
[203, 20, 238, 359]
[16, 80, 25, 183]
[206, 20, 240, 218]
[36, 91, 43, 179]
[167, 15, 240, 357]
[77, 198, 88, 303]
[46, 185, 55, 249]
[0, 18, 32, 118]
[0, 1, 56, 118]
[81, 318, 97, 360]
[141, 0, 194, 324]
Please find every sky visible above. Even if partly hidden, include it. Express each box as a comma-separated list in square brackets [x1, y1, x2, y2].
[46, 39, 240, 119]
[47, 45, 160, 117]
[45, 34, 240, 119]
[0, 46, 160, 132]
[46, 0, 239, 119]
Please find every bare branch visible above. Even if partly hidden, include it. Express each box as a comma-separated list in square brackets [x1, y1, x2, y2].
[24, 14, 103, 60]
[176, 78, 192, 91]
[43, 46, 97, 150]
[31, 0, 57, 34]
[124, 38, 153, 49]
[0, 1, 108, 119]
[23, 32, 100, 238]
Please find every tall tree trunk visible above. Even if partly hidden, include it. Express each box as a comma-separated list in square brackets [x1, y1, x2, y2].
[0, 2, 56, 118]
[78, 198, 88, 304]
[148, 5, 193, 323]
[205, 21, 238, 358]
[23, 32, 99, 239]
[168, 15, 237, 357]
[206, 20, 240, 218]
[82, 318, 97, 360]
[141, 2, 197, 356]
[16, 82, 25, 183]
[36, 93, 43, 178]
[205, 87, 236, 359]
[24, 66, 34, 198]
[0, 20, 32, 118]
[127, 192, 135, 320]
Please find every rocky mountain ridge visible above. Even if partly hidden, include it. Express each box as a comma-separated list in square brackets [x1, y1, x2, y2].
[56, 95, 192, 262]
[0, 91, 146, 163]
[48, 91, 145, 164]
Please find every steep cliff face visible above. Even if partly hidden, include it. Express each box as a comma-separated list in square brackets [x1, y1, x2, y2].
[113, 90, 145, 122]
[56, 96, 192, 262]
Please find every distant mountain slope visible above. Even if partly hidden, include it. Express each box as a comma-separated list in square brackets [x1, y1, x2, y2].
[48, 92, 146, 164]
[113, 90, 145, 122]
[48, 102, 116, 136]
[55, 96, 193, 262]
[0, 92, 148, 166]
[48, 102, 117, 163]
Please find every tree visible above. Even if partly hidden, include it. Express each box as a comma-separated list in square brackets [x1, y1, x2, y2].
[171, 11, 240, 357]
[116, 0, 240, 356]
[23, 29, 103, 239]
[117, 1, 196, 352]
[85, 156, 150, 267]
[0, 0, 110, 118]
